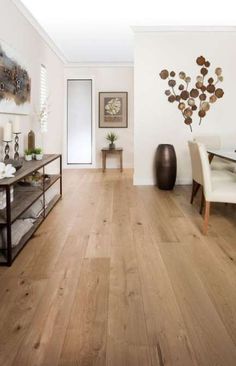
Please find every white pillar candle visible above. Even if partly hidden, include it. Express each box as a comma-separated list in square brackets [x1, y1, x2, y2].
[3, 122, 12, 141]
[13, 116, 20, 133]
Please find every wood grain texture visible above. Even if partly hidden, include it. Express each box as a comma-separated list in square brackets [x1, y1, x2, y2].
[0, 169, 236, 365]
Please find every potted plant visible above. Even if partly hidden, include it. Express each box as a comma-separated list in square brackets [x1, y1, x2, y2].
[24, 149, 33, 161]
[34, 147, 43, 161]
[106, 132, 118, 149]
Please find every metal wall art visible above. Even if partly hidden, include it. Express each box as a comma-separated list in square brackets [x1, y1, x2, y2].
[159, 56, 224, 131]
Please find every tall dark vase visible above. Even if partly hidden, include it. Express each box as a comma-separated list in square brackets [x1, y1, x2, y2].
[155, 144, 177, 190]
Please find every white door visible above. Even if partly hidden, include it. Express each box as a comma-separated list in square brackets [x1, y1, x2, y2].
[67, 79, 92, 164]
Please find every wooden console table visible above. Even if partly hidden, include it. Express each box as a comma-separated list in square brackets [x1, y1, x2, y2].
[0, 154, 62, 266]
[101, 148, 123, 172]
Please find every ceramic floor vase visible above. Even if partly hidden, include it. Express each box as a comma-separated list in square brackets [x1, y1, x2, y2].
[155, 144, 177, 190]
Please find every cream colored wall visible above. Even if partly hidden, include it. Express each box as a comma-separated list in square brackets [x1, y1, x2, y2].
[134, 30, 236, 185]
[0, 0, 64, 159]
[64, 66, 134, 169]
[0, 0, 133, 169]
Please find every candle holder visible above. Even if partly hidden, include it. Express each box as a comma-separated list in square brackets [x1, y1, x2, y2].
[3, 140, 12, 161]
[13, 132, 21, 160]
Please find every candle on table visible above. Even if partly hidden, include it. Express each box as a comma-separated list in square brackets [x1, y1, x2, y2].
[3, 122, 12, 141]
[13, 117, 20, 134]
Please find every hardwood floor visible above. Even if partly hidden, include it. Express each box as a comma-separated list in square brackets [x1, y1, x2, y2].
[0, 169, 236, 366]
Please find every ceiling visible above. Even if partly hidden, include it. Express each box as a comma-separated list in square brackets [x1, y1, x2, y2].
[19, 0, 236, 64]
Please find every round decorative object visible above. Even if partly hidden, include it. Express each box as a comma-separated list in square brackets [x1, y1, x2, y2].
[155, 144, 177, 190]
[201, 102, 210, 111]
[197, 75, 203, 82]
[176, 95, 181, 101]
[199, 93, 206, 101]
[188, 98, 195, 106]
[196, 81, 203, 89]
[184, 117, 192, 125]
[185, 76, 191, 83]
[179, 72, 186, 79]
[215, 88, 224, 98]
[208, 77, 214, 84]
[160, 70, 169, 79]
[201, 85, 206, 92]
[196, 56, 205, 66]
[210, 95, 217, 103]
[178, 102, 185, 110]
[192, 105, 197, 111]
[179, 84, 185, 90]
[190, 88, 199, 98]
[170, 71, 175, 77]
[168, 79, 176, 87]
[206, 84, 215, 93]
[180, 90, 189, 100]
[165, 90, 171, 96]
[200, 67, 208, 76]
[215, 67, 222, 76]
[184, 108, 193, 117]
[199, 110, 206, 118]
[218, 75, 224, 82]
[168, 95, 176, 103]
[205, 61, 210, 67]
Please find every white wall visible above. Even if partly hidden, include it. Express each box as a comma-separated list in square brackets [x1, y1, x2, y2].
[64, 66, 134, 169]
[134, 30, 236, 185]
[0, 0, 64, 158]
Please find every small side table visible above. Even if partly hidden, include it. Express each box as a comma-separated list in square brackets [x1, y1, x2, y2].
[101, 148, 123, 172]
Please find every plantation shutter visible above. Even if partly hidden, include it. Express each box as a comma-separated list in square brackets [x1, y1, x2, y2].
[40, 64, 48, 132]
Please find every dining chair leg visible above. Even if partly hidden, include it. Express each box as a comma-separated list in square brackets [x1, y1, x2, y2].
[190, 180, 195, 204]
[200, 189, 205, 215]
[190, 180, 200, 204]
[203, 201, 210, 235]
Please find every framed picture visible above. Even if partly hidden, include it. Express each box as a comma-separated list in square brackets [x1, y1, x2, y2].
[99, 92, 128, 128]
[0, 41, 31, 115]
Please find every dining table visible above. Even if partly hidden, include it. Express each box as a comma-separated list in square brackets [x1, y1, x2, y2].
[207, 149, 236, 163]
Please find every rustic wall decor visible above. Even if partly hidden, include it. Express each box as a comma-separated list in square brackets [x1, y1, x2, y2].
[0, 42, 31, 115]
[99, 92, 128, 128]
[159, 56, 224, 131]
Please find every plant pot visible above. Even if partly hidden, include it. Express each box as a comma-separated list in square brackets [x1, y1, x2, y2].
[25, 154, 32, 161]
[35, 154, 43, 161]
[155, 144, 177, 190]
[109, 143, 115, 149]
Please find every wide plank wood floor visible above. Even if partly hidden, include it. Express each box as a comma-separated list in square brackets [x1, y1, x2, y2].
[0, 169, 236, 366]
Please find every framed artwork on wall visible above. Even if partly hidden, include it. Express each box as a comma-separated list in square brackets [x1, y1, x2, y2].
[99, 91, 128, 128]
[0, 41, 31, 115]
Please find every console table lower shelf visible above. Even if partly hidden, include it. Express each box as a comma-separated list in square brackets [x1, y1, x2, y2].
[0, 154, 62, 266]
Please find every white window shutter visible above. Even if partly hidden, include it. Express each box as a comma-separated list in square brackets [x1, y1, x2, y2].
[40, 64, 49, 133]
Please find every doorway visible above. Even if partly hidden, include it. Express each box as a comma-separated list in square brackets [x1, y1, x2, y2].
[67, 79, 92, 164]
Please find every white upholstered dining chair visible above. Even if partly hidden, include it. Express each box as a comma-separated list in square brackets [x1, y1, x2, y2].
[188, 141, 236, 214]
[197, 142, 236, 234]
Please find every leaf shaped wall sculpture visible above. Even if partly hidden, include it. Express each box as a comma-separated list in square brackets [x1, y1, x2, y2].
[159, 56, 224, 131]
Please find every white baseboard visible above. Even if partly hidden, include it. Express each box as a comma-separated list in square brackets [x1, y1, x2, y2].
[176, 178, 192, 185]
[133, 177, 154, 186]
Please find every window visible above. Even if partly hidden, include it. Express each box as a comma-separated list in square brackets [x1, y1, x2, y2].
[40, 64, 49, 133]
